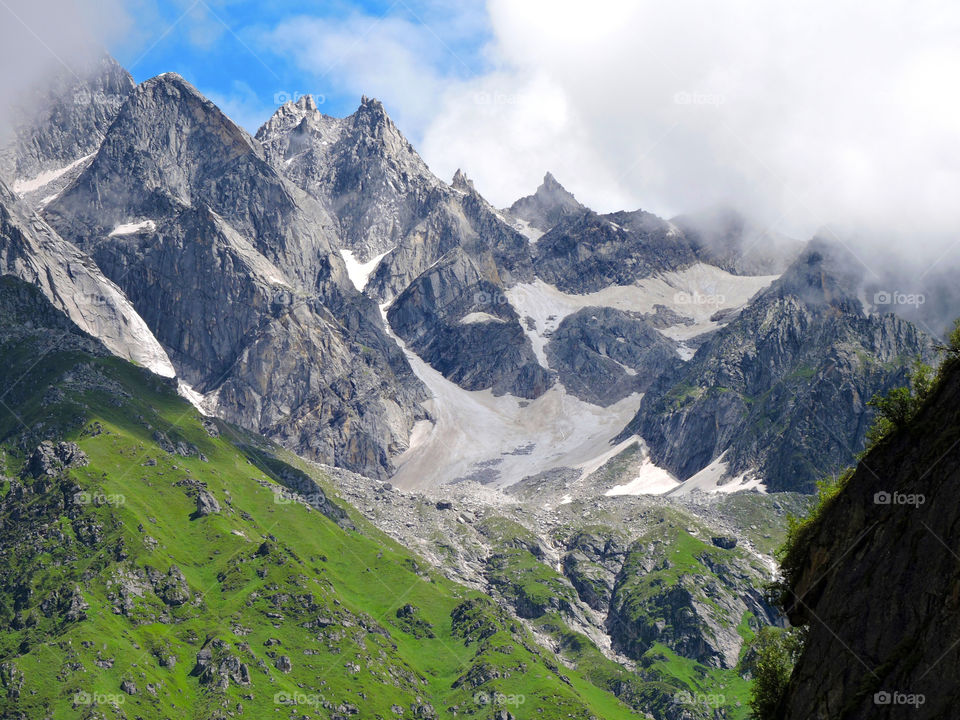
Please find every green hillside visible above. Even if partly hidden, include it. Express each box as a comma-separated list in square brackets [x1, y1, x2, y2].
[0, 276, 639, 720]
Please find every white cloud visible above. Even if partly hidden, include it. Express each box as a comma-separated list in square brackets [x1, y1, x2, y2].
[417, 0, 960, 253]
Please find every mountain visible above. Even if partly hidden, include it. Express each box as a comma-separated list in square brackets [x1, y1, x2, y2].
[776, 347, 960, 719]
[256, 96, 533, 302]
[0, 53, 134, 209]
[43, 74, 427, 479]
[622, 239, 933, 492]
[0, 274, 643, 720]
[0, 177, 174, 377]
[505, 172, 585, 235]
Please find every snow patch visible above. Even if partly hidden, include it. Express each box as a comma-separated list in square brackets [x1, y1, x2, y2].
[513, 218, 545, 243]
[506, 264, 778, 366]
[340, 247, 392, 292]
[384, 318, 643, 490]
[109, 220, 156, 237]
[459, 311, 506, 324]
[604, 458, 681, 496]
[12, 153, 94, 195]
[666, 454, 767, 496]
[177, 380, 213, 416]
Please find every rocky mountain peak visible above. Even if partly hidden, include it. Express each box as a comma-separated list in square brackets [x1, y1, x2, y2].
[506, 170, 585, 231]
[451, 168, 475, 192]
[772, 236, 866, 312]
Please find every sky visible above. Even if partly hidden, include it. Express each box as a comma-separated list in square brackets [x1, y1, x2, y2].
[2, 0, 960, 263]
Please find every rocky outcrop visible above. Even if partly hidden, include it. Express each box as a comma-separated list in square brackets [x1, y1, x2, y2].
[606, 524, 776, 669]
[505, 172, 585, 232]
[625, 239, 933, 492]
[388, 247, 553, 398]
[43, 74, 427, 479]
[545, 307, 682, 406]
[778, 356, 960, 719]
[533, 209, 697, 293]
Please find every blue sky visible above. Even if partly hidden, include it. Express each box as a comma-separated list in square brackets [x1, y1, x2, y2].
[112, 0, 491, 136]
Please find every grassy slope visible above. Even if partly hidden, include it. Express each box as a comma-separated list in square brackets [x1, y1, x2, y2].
[0, 283, 640, 719]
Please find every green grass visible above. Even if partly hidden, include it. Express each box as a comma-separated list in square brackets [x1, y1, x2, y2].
[0, 292, 644, 720]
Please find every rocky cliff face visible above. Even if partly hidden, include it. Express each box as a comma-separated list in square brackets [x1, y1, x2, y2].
[42, 74, 426, 479]
[533, 209, 698, 293]
[387, 247, 553, 398]
[0, 54, 134, 208]
[778, 355, 960, 719]
[624, 239, 932, 492]
[0, 178, 174, 377]
[545, 307, 682, 406]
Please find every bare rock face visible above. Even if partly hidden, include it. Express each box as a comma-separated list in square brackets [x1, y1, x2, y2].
[779, 358, 960, 720]
[43, 74, 427, 479]
[387, 247, 553, 398]
[256, 96, 533, 303]
[545, 307, 682, 406]
[533, 209, 698, 294]
[0, 179, 176, 377]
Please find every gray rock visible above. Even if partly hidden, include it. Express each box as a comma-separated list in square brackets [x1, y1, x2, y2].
[388, 247, 553, 398]
[195, 490, 220, 517]
[546, 307, 682, 406]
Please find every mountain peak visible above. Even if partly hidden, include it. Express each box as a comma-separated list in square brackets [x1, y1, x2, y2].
[506, 171, 585, 232]
[451, 168, 475, 192]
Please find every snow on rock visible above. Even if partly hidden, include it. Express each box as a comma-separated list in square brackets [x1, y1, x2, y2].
[108, 220, 156, 237]
[177, 380, 214, 416]
[12, 153, 94, 195]
[386, 320, 643, 490]
[506, 264, 779, 366]
[604, 458, 681, 496]
[459, 311, 506, 324]
[340, 247, 392, 292]
[666, 454, 766, 496]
